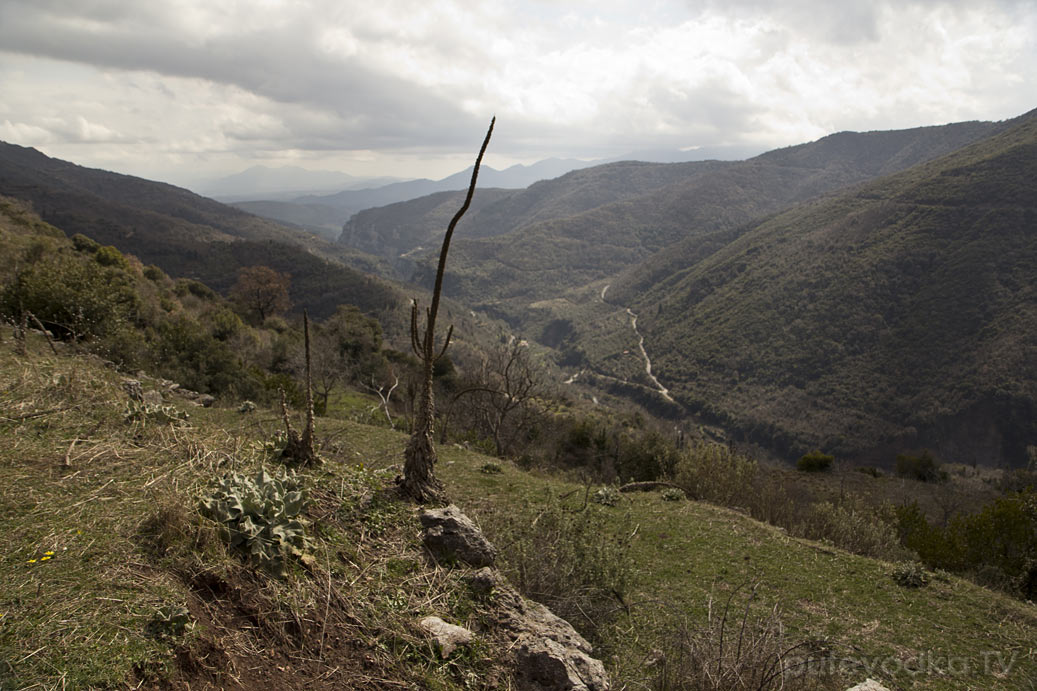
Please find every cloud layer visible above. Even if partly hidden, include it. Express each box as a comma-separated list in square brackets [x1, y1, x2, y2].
[0, 0, 1033, 185]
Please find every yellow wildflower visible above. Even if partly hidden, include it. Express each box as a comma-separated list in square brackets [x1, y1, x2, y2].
[44, 551, 55, 556]
[27, 559, 36, 564]
[40, 556, 51, 561]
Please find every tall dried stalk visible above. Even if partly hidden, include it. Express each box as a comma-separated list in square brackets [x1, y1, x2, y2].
[401, 117, 495, 502]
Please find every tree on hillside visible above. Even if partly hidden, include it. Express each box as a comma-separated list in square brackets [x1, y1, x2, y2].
[230, 265, 290, 323]
[444, 337, 548, 457]
[299, 305, 387, 414]
[401, 117, 495, 502]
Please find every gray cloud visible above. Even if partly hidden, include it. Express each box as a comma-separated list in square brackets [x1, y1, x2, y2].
[0, 0, 1033, 184]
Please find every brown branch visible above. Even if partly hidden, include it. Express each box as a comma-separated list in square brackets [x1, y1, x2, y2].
[435, 324, 453, 362]
[422, 115, 495, 354]
[26, 312, 59, 355]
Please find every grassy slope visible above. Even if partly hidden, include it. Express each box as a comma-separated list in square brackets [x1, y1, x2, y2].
[1, 336, 1034, 690]
[615, 111, 1037, 467]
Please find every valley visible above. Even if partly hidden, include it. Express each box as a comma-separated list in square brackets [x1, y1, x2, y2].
[1, 107, 1035, 691]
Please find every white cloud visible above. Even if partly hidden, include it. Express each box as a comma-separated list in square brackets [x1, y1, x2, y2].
[0, 0, 1033, 186]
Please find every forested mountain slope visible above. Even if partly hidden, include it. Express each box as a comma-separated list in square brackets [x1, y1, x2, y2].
[410, 120, 999, 317]
[614, 110, 1036, 467]
[0, 141, 406, 324]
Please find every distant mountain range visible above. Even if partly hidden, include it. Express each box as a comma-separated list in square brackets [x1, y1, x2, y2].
[0, 141, 411, 335]
[225, 147, 763, 240]
[199, 165, 406, 202]
[613, 109, 1037, 468]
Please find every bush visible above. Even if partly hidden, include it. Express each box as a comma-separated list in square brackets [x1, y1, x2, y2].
[480, 492, 633, 642]
[661, 487, 686, 502]
[896, 491, 1037, 599]
[895, 450, 947, 483]
[798, 497, 913, 561]
[648, 579, 834, 690]
[591, 485, 621, 507]
[1, 250, 139, 340]
[142, 264, 167, 282]
[672, 441, 758, 507]
[200, 468, 309, 578]
[174, 278, 216, 301]
[94, 245, 130, 270]
[796, 450, 833, 473]
[892, 562, 930, 588]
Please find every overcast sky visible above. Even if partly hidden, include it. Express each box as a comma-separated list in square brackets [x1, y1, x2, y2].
[0, 0, 1034, 188]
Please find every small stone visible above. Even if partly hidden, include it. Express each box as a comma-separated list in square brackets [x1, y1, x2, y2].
[846, 680, 892, 691]
[122, 379, 143, 402]
[420, 616, 473, 658]
[198, 394, 216, 407]
[142, 390, 164, 407]
[467, 566, 503, 596]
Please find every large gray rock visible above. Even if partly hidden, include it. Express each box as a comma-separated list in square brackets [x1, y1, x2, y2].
[419, 505, 497, 567]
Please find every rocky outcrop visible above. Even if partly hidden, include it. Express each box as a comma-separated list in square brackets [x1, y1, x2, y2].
[419, 505, 497, 567]
[467, 567, 609, 691]
[418, 507, 609, 690]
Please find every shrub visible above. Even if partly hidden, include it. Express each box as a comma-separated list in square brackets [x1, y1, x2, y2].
[672, 441, 758, 507]
[661, 487, 686, 502]
[1, 251, 139, 340]
[648, 579, 834, 690]
[480, 492, 633, 642]
[94, 245, 130, 270]
[895, 450, 947, 483]
[174, 278, 216, 301]
[200, 468, 309, 578]
[796, 450, 833, 472]
[591, 485, 621, 506]
[71, 233, 101, 254]
[123, 400, 189, 428]
[798, 497, 913, 561]
[142, 264, 167, 282]
[856, 465, 882, 478]
[892, 562, 930, 588]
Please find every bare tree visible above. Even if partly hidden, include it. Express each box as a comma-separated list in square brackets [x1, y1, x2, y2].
[443, 338, 547, 457]
[401, 117, 495, 502]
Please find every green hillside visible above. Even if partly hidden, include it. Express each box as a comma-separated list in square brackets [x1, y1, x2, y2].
[408, 120, 998, 320]
[0, 141, 399, 322]
[1, 330, 1034, 689]
[611, 110, 1037, 467]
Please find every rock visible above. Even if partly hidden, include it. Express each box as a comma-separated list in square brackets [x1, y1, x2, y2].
[846, 681, 892, 691]
[514, 634, 609, 691]
[424, 513, 609, 689]
[420, 616, 474, 658]
[198, 394, 216, 408]
[467, 566, 503, 596]
[419, 505, 497, 567]
[467, 567, 609, 690]
[142, 390, 164, 407]
[122, 379, 143, 402]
